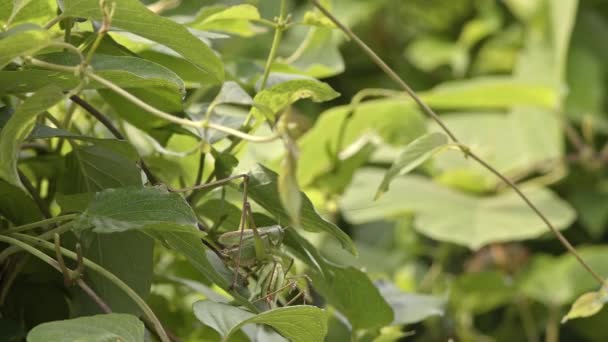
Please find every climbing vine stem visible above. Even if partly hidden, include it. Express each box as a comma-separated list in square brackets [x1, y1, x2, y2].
[309, 0, 606, 286]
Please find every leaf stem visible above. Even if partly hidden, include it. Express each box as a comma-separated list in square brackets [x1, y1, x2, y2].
[260, 0, 288, 90]
[11, 233, 171, 342]
[309, 0, 606, 286]
[27, 58, 281, 143]
[0, 223, 74, 265]
[4, 214, 77, 234]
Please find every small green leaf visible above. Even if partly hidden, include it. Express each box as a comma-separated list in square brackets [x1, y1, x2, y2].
[0, 85, 63, 189]
[562, 290, 607, 323]
[248, 164, 357, 255]
[26, 313, 144, 342]
[0, 26, 53, 68]
[190, 4, 261, 37]
[302, 11, 336, 28]
[62, 0, 224, 83]
[251, 79, 339, 120]
[376, 132, 448, 199]
[193, 300, 328, 342]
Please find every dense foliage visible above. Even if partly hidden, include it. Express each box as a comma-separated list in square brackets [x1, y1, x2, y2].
[1, 0, 608, 341]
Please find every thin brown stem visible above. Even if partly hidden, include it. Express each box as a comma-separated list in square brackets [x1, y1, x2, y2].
[310, 0, 605, 287]
[467, 152, 605, 284]
[76, 279, 113, 314]
[232, 176, 250, 288]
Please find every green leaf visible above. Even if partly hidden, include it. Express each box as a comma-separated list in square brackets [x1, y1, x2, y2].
[0, 26, 53, 68]
[193, 301, 328, 342]
[73, 231, 154, 316]
[1, 53, 185, 96]
[297, 98, 426, 188]
[549, 0, 579, 82]
[376, 132, 448, 199]
[251, 79, 339, 120]
[7, 0, 34, 25]
[60, 140, 142, 194]
[0, 85, 63, 189]
[521, 246, 608, 307]
[78, 187, 198, 234]
[432, 109, 563, 192]
[451, 271, 515, 314]
[376, 281, 445, 325]
[419, 77, 558, 109]
[62, 0, 224, 83]
[27, 313, 144, 342]
[562, 289, 607, 323]
[190, 4, 261, 37]
[276, 28, 344, 78]
[248, 164, 357, 255]
[0, 179, 42, 225]
[341, 169, 575, 250]
[278, 154, 302, 226]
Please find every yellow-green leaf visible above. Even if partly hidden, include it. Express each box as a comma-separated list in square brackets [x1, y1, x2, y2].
[562, 290, 607, 323]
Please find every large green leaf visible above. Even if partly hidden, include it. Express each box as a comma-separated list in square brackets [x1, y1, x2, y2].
[60, 140, 142, 195]
[284, 230, 393, 330]
[431, 109, 563, 192]
[298, 98, 427, 187]
[247, 164, 357, 255]
[193, 301, 328, 342]
[77, 187, 197, 233]
[73, 231, 154, 316]
[62, 0, 224, 83]
[0, 26, 53, 68]
[419, 77, 558, 109]
[250, 79, 340, 120]
[0, 85, 63, 189]
[376, 281, 445, 325]
[376, 132, 448, 199]
[27, 314, 144, 342]
[520, 246, 608, 307]
[425, 76, 551, 106]
[341, 169, 575, 250]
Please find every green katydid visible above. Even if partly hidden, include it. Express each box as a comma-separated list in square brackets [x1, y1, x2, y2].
[172, 174, 309, 308]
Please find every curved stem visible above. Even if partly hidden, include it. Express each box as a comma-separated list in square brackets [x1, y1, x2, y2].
[309, 0, 606, 286]
[4, 214, 77, 234]
[0, 223, 73, 263]
[260, 0, 288, 90]
[11, 233, 170, 342]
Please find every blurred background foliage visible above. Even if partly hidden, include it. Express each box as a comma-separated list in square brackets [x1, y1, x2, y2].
[2, 0, 608, 341]
[108, 0, 608, 340]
